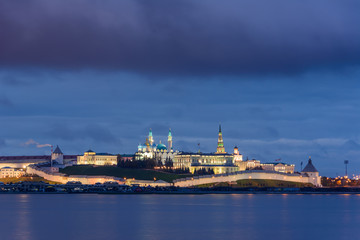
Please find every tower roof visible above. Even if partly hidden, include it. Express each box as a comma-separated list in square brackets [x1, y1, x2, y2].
[219, 123, 222, 133]
[302, 157, 318, 172]
[149, 128, 153, 137]
[53, 145, 63, 154]
[168, 128, 172, 137]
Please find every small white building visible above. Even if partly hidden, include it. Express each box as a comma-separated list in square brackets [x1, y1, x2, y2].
[0, 167, 25, 178]
[261, 162, 295, 174]
[236, 159, 261, 171]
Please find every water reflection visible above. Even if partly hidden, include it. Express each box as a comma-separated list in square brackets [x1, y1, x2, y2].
[0, 194, 359, 240]
[14, 194, 32, 240]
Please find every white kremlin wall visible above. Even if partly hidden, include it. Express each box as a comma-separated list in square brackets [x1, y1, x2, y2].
[26, 164, 126, 185]
[26, 165, 320, 187]
[0, 162, 35, 169]
[173, 170, 321, 187]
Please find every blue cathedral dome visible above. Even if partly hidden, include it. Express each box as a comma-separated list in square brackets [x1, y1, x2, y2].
[156, 143, 167, 151]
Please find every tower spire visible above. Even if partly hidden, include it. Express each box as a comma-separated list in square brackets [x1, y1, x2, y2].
[149, 128, 154, 146]
[216, 124, 226, 154]
[168, 128, 173, 151]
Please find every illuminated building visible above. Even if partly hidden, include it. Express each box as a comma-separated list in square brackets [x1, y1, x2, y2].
[135, 129, 177, 163]
[261, 162, 295, 173]
[0, 167, 25, 178]
[173, 125, 241, 174]
[174, 152, 238, 174]
[233, 146, 243, 164]
[77, 150, 118, 166]
[236, 159, 261, 171]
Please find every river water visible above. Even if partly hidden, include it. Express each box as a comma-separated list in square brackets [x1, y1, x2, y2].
[0, 194, 358, 240]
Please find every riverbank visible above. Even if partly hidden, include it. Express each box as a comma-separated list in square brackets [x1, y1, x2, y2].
[1, 191, 360, 195]
[1, 181, 360, 194]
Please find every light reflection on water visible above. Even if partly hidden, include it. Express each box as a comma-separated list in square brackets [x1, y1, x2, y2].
[14, 195, 31, 240]
[0, 194, 359, 240]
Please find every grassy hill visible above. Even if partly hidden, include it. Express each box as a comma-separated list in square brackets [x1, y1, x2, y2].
[198, 179, 313, 188]
[60, 165, 192, 183]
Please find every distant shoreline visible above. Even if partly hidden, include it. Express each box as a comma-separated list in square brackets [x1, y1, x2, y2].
[1, 190, 360, 195]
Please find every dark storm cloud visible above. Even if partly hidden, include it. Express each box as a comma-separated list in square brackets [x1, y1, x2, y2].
[1, 0, 360, 75]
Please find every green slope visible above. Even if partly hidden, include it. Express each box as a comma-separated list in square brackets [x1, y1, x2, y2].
[60, 165, 192, 183]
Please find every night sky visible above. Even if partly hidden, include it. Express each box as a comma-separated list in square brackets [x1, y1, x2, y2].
[1, 1, 360, 176]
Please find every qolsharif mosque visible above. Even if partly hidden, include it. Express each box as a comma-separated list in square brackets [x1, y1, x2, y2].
[135, 129, 177, 163]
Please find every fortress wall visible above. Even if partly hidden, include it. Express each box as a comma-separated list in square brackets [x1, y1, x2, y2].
[0, 159, 49, 169]
[26, 165, 321, 187]
[67, 175, 125, 185]
[26, 165, 125, 185]
[0, 162, 33, 169]
[26, 166, 68, 183]
[126, 179, 172, 187]
[174, 171, 320, 187]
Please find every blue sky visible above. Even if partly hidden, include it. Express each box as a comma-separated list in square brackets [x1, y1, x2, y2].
[1, 1, 360, 176]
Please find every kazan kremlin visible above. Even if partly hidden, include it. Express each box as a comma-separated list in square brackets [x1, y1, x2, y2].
[0, 125, 321, 187]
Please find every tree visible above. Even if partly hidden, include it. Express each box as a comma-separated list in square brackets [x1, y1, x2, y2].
[157, 159, 163, 168]
[116, 154, 122, 167]
[165, 158, 173, 169]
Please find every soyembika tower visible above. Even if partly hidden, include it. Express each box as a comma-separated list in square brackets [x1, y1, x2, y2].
[216, 124, 226, 154]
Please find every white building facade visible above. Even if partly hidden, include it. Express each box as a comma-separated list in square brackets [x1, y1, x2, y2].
[0, 167, 25, 178]
[77, 150, 118, 166]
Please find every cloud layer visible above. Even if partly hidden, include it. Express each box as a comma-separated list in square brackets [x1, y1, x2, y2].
[1, 0, 360, 75]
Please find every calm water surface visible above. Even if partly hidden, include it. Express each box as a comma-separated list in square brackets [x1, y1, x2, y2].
[0, 194, 359, 240]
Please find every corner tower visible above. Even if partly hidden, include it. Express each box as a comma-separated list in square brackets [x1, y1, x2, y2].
[51, 145, 64, 164]
[216, 124, 226, 154]
[302, 157, 321, 187]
